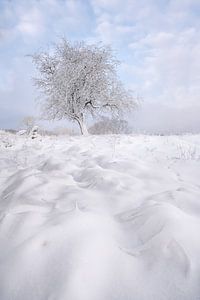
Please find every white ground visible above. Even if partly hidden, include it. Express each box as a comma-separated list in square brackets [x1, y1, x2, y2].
[0, 131, 200, 300]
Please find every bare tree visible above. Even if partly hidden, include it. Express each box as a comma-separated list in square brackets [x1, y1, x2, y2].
[31, 39, 137, 135]
[22, 116, 36, 134]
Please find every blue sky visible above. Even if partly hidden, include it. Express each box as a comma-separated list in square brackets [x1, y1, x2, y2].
[0, 0, 200, 133]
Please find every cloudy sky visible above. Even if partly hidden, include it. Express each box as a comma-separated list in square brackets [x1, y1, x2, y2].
[0, 0, 200, 133]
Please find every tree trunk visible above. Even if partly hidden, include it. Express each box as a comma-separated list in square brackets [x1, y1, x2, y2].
[75, 115, 89, 135]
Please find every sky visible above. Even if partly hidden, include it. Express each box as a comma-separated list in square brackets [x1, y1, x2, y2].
[0, 0, 200, 133]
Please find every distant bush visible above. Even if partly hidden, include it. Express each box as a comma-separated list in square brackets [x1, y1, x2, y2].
[38, 128, 56, 136]
[38, 127, 76, 136]
[21, 116, 36, 134]
[89, 117, 132, 135]
[53, 127, 77, 136]
[4, 129, 17, 134]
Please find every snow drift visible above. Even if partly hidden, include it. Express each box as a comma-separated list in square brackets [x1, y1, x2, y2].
[0, 131, 200, 300]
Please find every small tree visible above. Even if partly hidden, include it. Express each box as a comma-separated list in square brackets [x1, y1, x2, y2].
[31, 39, 137, 135]
[22, 116, 36, 134]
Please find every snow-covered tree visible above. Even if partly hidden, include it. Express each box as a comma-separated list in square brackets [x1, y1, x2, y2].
[31, 39, 137, 135]
[22, 116, 36, 134]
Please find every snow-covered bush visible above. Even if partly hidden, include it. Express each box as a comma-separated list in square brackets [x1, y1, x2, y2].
[89, 117, 132, 135]
[176, 143, 200, 160]
[21, 116, 36, 134]
[53, 127, 76, 136]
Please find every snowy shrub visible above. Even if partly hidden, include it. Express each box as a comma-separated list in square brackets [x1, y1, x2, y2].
[21, 116, 36, 134]
[53, 127, 77, 136]
[89, 117, 132, 135]
[176, 143, 200, 160]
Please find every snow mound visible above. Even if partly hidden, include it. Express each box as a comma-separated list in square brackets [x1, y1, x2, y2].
[0, 133, 200, 299]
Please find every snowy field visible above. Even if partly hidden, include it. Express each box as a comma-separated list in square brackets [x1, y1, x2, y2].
[0, 131, 200, 300]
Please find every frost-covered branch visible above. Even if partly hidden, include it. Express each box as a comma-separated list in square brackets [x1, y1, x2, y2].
[30, 39, 138, 135]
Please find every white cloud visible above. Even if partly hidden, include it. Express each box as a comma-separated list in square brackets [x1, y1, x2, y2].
[93, 1, 200, 102]
[0, 1, 45, 43]
[16, 7, 44, 37]
[0, 0, 92, 43]
[127, 27, 200, 107]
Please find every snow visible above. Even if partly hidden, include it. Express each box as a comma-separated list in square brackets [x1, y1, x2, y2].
[0, 131, 200, 300]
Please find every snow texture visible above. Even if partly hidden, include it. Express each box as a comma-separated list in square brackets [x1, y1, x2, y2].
[0, 131, 200, 300]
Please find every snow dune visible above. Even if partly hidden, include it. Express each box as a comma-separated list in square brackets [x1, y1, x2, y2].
[0, 131, 200, 300]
